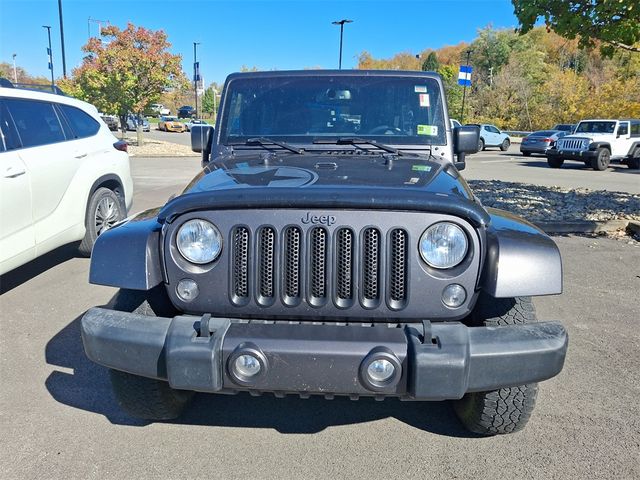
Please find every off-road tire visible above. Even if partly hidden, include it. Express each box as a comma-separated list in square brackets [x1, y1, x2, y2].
[107, 287, 193, 420]
[78, 187, 124, 257]
[453, 295, 539, 435]
[627, 148, 640, 169]
[591, 147, 610, 171]
[500, 139, 510, 151]
[522, 151, 531, 157]
[547, 156, 564, 168]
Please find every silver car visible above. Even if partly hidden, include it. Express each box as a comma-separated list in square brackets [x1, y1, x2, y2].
[520, 130, 567, 156]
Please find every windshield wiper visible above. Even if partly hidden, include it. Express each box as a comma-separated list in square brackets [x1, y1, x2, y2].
[313, 137, 405, 156]
[242, 137, 304, 154]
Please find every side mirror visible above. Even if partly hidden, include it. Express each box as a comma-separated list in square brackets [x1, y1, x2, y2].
[191, 125, 214, 153]
[452, 125, 480, 171]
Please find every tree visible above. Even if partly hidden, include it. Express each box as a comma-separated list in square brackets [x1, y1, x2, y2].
[512, 0, 640, 55]
[64, 23, 186, 137]
[202, 83, 222, 119]
[421, 52, 440, 71]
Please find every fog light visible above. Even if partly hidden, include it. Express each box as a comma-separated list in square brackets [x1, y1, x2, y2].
[234, 354, 261, 378]
[367, 359, 395, 383]
[442, 283, 466, 308]
[176, 278, 199, 302]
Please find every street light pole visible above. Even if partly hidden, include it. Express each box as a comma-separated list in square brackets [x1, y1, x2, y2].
[58, 0, 67, 78]
[332, 19, 353, 69]
[43, 25, 54, 86]
[193, 42, 200, 119]
[12, 54, 17, 83]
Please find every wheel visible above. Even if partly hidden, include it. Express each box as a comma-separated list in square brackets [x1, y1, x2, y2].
[627, 147, 640, 169]
[500, 139, 510, 151]
[522, 151, 531, 157]
[591, 147, 610, 171]
[453, 294, 539, 435]
[78, 187, 125, 257]
[478, 138, 485, 152]
[547, 156, 564, 168]
[107, 287, 192, 420]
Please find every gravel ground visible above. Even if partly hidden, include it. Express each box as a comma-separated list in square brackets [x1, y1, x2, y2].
[125, 137, 197, 157]
[469, 180, 640, 223]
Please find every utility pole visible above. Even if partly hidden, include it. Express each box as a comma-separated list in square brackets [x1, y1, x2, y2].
[12, 54, 17, 83]
[193, 42, 201, 118]
[43, 25, 54, 86]
[489, 66, 493, 87]
[332, 19, 353, 69]
[460, 50, 472, 123]
[57, 0, 67, 77]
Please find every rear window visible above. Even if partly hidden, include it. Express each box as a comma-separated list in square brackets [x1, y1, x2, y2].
[59, 104, 100, 138]
[4, 98, 66, 148]
[532, 130, 557, 136]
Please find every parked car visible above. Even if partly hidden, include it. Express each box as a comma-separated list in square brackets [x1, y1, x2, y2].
[158, 116, 186, 133]
[469, 124, 511, 151]
[552, 124, 576, 134]
[100, 114, 119, 131]
[184, 119, 208, 132]
[149, 103, 170, 116]
[81, 70, 567, 436]
[0, 79, 133, 275]
[546, 119, 640, 170]
[177, 105, 195, 119]
[520, 130, 567, 156]
[126, 114, 150, 132]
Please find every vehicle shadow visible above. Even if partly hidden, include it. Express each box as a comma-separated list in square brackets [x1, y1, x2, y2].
[44, 313, 477, 437]
[512, 157, 636, 172]
[0, 242, 81, 295]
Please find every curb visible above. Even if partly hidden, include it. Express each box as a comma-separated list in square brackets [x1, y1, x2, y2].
[535, 219, 631, 234]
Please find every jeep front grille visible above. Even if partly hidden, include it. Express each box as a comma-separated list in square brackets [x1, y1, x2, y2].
[230, 224, 409, 310]
[558, 138, 586, 150]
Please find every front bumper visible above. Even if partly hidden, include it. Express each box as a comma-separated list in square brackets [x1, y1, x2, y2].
[81, 308, 567, 400]
[520, 145, 550, 154]
[547, 148, 597, 161]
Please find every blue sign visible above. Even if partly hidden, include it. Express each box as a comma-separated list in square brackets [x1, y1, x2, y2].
[458, 65, 472, 86]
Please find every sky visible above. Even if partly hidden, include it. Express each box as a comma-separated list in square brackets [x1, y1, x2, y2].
[0, 0, 520, 85]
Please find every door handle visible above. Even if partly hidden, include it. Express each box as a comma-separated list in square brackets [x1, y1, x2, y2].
[74, 153, 88, 159]
[3, 167, 26, 178]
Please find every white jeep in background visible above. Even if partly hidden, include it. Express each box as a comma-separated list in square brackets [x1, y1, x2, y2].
[0, 80, 133, 275]
[546, 119, 640, 170]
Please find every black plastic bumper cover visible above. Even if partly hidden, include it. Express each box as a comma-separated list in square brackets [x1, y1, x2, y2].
[547, 149, 597, 161]
[81, 308, 568, 400]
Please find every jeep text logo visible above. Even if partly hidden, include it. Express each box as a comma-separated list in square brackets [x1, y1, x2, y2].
[301, 212, 336, 226]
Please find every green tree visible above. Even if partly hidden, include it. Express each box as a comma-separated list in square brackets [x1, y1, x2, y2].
[202, 83, 222, 119]
[421, 52, 440, 71]
[64, 23, 186, 137]
[512, 0, 640, 55]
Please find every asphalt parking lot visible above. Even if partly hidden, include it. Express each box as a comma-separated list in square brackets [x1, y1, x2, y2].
[1, 155, 639, 479]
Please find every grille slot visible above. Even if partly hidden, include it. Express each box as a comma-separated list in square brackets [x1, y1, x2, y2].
[559, 139, 583, 150]
[362, 228, 381, 305]
[388, 228, 408, 307]
[258, 227, 276, 300]
[309, 227, 328, 302]
[283, 226, 302, 302]
[336, 228, 354, 304]
[232, 227, 250, 301]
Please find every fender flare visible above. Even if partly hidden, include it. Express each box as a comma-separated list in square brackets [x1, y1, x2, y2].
[480, 208, 562, 298]
[589, 141, 611, 151]
[626, 141, 640, 157]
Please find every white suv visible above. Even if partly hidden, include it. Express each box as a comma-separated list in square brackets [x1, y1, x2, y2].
[546, 119, 640, 170]
[0, 82, 133, 275]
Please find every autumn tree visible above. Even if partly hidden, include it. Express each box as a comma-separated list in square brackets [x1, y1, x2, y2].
[64, 23, 186, 138]
[512, 0, 640, 55]
[421, 52, 440, 71]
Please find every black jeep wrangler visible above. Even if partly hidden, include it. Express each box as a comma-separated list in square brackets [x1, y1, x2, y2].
[82, 70, 567, 435]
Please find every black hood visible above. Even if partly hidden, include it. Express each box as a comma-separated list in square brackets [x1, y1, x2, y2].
[158, 152, 489, 226]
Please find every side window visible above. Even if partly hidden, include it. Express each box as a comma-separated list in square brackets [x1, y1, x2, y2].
[5, 98, 66, 148]
[617, 123, 629, 136]
[0, 100, 22, 151]
[59, 104, 100, 139]
[491, 126, 501, 134]
[631, 122, 640, 137]
[483, 126, 490, 131]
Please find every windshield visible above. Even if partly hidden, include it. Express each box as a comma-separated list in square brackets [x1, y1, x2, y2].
[575, 121, 615, 134]
[220, 75, 446, 146]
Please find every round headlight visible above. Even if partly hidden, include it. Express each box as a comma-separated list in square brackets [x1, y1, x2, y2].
[419, 222, 468, 269]
[176, 219, 222, 264]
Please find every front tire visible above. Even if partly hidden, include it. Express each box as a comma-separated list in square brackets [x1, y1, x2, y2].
[453, 295, 539, 435]
[500, 139, 510, 151]
[107, 287, 193, 420]
[78, 187, 124, 257]
[627, 147, 640, 169]
[547, 156, 564, 168]
[478, 138, 485, 152]
[522, 151, 531, 157]
[591, 147, 610, 171]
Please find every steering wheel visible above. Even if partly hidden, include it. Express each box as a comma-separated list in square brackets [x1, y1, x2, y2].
[367, 125, 403, 135]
